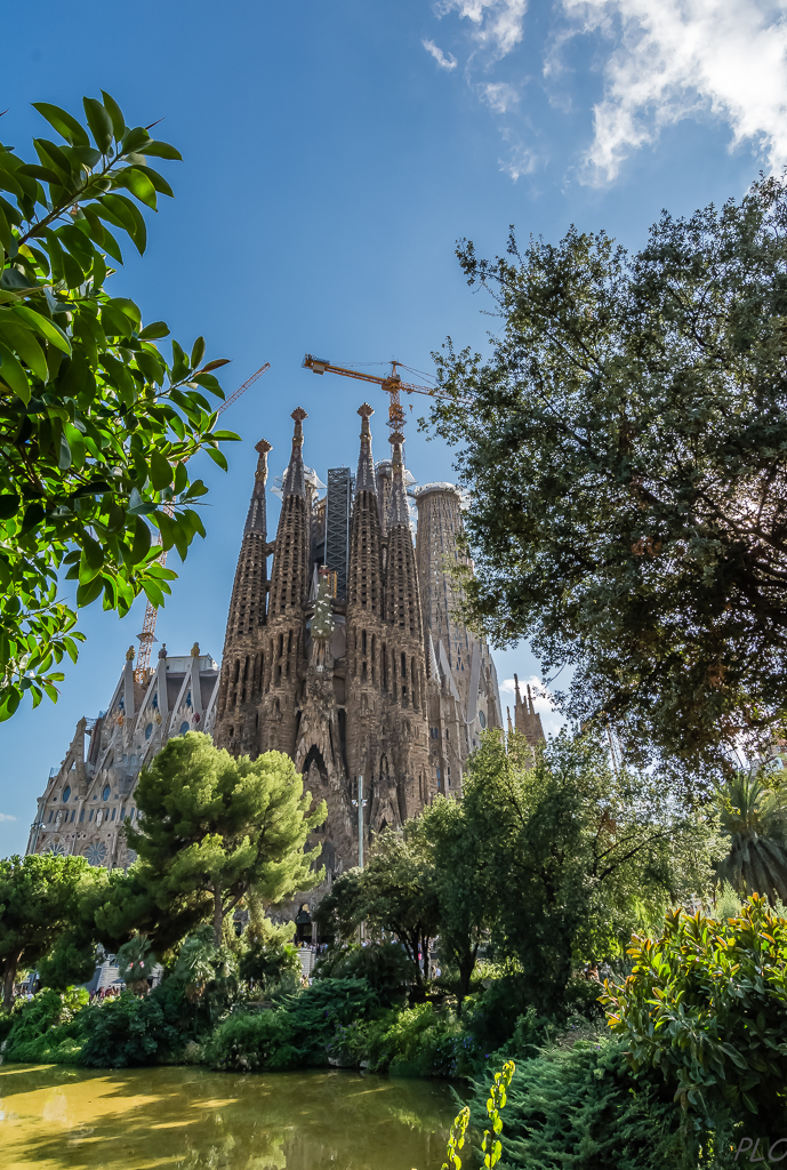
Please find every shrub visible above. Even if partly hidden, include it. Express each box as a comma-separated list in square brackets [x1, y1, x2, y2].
[206, 1008, 300, 1071]
[603, 896, 787, 1130]
[238, 937, 300, 996]
[3, 987, 88, 1063]
[313, 942, 413, 1006]
[469, 1033, 693, 1170]
[464, 975, 534, 1053]
[207, 978, 378, 1072]
[78, 992, 177, 1067]
[365, 1002, 481, 1078]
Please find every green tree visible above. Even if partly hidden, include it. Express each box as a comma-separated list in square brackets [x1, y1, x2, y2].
[317, 826, 440, 988]
[0, 94, 235, 720]
[419, 795, 491, 1012]
[461, 733, 718, 1012]
[126, 733, 326, 945]
[717, 768, 787, 904]
[429, 176, 787, 776]
[0, 852, 95, 1008]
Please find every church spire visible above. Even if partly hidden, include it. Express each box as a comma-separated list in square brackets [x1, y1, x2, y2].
[355, 403, 377, 495]
[222, 437, 271, 645]
[283, 406, 307, 498]
[389, 431, 410, 527]
[245, 438, 271, 534]
[268, 409, 310, 616]
[384, 429, 424, 645]
[348, 403, 384, 615]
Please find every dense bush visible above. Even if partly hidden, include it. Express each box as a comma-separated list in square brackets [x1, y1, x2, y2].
[463, 975, 536, 1053]
[237, 937, 300, 996]
[3, 986, 88, 1063]
[470, 1032, 698, 1170]
[206, 1008, 301, 1071]
[603, 896, 787, 1131]
[78, 992, 178, 1067]
[207, 978, 378, 1072]
[313, 942, 413, 1006]
[365, 1003, 482, 1078]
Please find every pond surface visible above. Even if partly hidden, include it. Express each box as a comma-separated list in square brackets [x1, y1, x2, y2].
[0, 1063, 458, 1170]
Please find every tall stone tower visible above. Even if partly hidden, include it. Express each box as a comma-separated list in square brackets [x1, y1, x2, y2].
[214, 405, 500, 882]
[416, 483, 502, 792]
[213, 439, 271, 755]
[508, 673, 545, 748]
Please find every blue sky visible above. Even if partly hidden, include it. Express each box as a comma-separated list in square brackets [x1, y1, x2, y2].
[2, 0, 785, 854]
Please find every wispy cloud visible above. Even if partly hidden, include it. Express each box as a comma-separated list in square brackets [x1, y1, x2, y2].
[425, 0, 787, 184]
[499, 141, 539, 180]
[0, 813, 17, 823]
[566, 0, 787, 183]
[481, 81, 520, 114]
[435, 0, 528, 61]
[422, 37, 458, 70]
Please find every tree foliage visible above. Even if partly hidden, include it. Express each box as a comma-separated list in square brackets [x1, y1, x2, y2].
[317, 826, 440, 987]
[0, 852, 97, 1008]
[126, 732, 326, 945]
[716, 768, 787, 904]
[0, 93, 235, 720]
[429, 176, 787, 776]
[459, 733, 718, 1012]
[603, 896, 787, 1130]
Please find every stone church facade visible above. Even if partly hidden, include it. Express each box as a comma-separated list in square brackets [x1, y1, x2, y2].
[27, 403, 507, 876]
[212, 405, 502, 880]
[26, 645, 220, 867]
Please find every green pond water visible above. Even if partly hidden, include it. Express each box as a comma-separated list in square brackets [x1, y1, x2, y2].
[0, 1063, 459, 1170]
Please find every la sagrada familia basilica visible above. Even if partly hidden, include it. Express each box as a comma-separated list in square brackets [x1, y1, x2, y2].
[27, 403, 544, 885]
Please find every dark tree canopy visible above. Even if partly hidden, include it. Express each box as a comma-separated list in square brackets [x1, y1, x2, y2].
[429, 176, 787, 777]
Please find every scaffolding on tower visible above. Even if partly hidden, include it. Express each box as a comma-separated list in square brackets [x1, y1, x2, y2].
[134, 362, 271, 683]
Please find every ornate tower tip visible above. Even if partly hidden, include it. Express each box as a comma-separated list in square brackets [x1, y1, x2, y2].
[291, 406, 308, 423]
[389, 430, 405, 446]
[358, 402, 374, 418]
[126, 645, 136, 661]
[255, 438, 272, 455]
[191, 642, 200, 657]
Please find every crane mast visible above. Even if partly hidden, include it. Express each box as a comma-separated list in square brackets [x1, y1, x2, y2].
[133, 362, 271, 683]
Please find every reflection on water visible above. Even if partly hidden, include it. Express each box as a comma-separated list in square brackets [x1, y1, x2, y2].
[0, 1063, 457, 1170]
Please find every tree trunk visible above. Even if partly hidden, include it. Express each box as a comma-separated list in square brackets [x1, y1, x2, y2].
[456, 947, 478, 1018]
[2, 949, 22, 1011]
[213, 886, 223, 946]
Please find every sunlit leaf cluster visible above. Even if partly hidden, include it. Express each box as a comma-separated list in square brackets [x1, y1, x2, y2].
[0, 94, 237, 719]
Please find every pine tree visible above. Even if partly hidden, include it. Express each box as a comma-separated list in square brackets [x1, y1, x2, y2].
[127, 733, 326, 944]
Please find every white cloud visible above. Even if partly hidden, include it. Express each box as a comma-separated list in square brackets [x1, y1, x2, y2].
[426, 0, 787, 185]
[0, 813, 17, 823]
[435, 0, 528, 61]
[562, 0, 787, 182]
[481, 81, 520, 113]
[422, 38, 458, 70]
[499, 141, 539, 179]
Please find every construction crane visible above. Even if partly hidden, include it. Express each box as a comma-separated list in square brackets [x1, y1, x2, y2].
[134, 362, 271, 682]
[302, 355, 439, 438]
